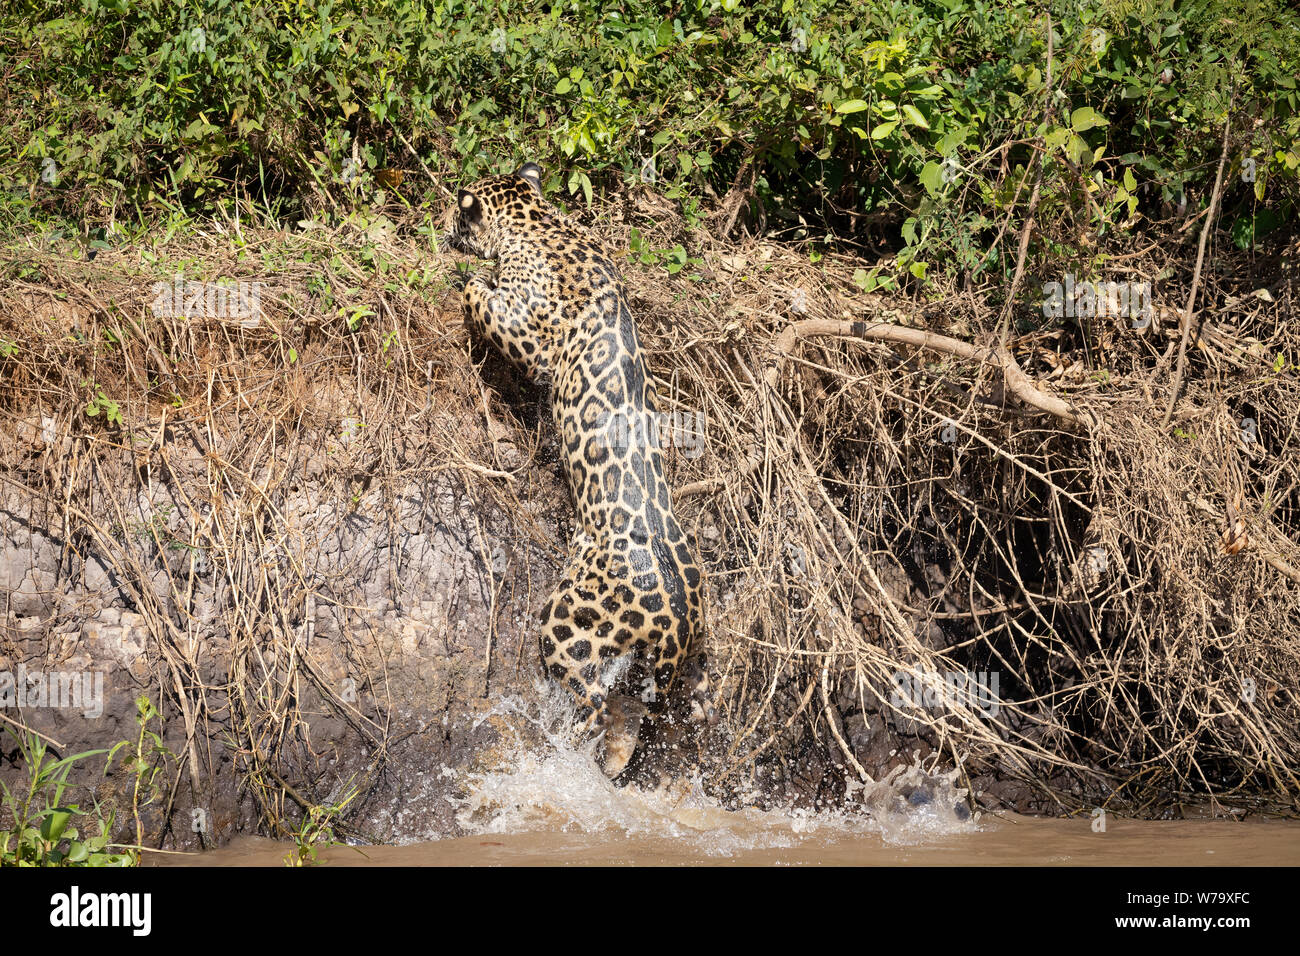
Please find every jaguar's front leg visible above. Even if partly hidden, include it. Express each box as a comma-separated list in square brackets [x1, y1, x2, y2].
[462, 268, 503, 349]
[462, 272, 544, 380]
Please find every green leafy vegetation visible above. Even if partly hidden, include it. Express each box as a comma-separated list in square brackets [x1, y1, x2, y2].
[0, 726, 129, 866]
[0, 696, 172, 867]
[1, 0, 1295, 279]
[283, 782, 361, 867]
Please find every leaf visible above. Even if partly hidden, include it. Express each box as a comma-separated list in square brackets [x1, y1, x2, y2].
[1045, 127, 1071, 150]
[901, 104, 929, 129]
[41, 808, 73, 843]
[870, 120, 898, 140]
[919, 161, 944, 197]
[938, 127, 969, 153]
[555, 77, 572, 95]
[835, 99, 870, 114]
[1070, 107, 1108, 131]
[1069, 134, 1093, 165]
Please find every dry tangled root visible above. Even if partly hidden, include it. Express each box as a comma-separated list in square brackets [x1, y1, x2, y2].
[623, 215, 1300, 817]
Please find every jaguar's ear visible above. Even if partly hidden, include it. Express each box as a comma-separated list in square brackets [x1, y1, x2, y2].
[516, 162, 544, 197]
[458, 189, 482, 224]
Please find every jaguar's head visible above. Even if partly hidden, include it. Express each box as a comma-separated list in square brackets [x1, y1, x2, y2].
[443, 162, 548, 260]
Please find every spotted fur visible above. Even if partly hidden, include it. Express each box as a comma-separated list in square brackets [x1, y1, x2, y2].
[445, 163, 714, 770]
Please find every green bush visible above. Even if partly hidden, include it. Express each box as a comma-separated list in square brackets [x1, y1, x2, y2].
[1, 0, 1296, 273]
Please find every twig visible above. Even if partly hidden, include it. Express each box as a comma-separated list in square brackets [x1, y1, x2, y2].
[0, 712, 65, 750]
[1161, 105, 1234, 427]
[680, 314, 1095, 499]
[390, 122, 454, 200]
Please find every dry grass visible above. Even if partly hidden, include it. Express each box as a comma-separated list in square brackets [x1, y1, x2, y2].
[1, 198, 1297, 831]
[609, 199, 1300, 816]
[0, 220, 529, 838]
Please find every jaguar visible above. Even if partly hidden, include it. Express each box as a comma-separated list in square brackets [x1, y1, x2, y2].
[444, 162, 714, 776]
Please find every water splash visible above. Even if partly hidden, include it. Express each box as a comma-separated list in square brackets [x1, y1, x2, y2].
[445, 684, 981, 856]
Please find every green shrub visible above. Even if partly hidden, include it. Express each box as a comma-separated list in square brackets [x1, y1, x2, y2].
[0, 726, 133, 867]
[1, 0, 1295, 274]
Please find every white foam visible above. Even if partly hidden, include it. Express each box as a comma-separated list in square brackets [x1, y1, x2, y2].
[445, 685, 981, 856]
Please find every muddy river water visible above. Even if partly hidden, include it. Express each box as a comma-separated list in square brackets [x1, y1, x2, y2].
[163, 699, 1300, 866]
[172, 815, 1300, 866]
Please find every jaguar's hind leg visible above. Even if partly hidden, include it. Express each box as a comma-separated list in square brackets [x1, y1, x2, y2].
[540, 592, 610, 732]
[595, 694, 648, 778]
[680, 654, 718, 725]
[648, 640, 716, 726]
[540, 544, 656, 776]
